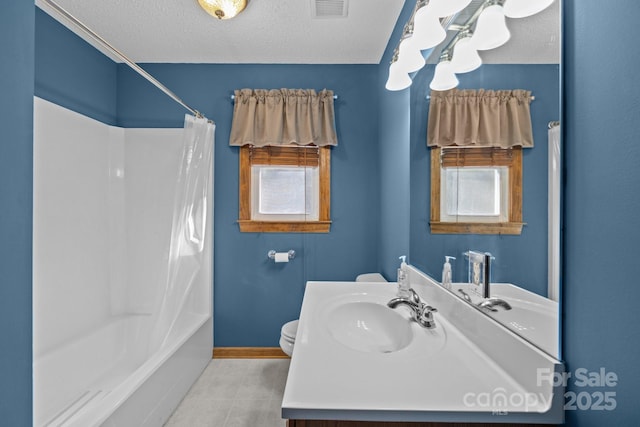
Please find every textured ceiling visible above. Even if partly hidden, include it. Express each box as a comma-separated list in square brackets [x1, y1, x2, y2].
[37, 0, 405, 64]
[36, 0, 559, 65]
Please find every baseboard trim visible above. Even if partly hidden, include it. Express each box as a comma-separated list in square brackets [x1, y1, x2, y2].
[212, 347, 290, 359]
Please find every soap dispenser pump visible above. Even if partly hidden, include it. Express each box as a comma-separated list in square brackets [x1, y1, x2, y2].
[442, 256, 455, 290]
[397, 255, 410, 298]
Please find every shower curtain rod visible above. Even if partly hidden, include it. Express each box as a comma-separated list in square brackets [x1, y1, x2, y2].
[41, 0, 208, 122]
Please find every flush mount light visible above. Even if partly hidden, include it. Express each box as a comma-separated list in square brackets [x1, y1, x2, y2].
[198, 0, 247, 20]
[503, 0, 554, 18]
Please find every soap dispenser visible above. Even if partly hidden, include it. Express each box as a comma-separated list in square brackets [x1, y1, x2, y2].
[442, 256, 455, 290]
[397, 255, 410, 298]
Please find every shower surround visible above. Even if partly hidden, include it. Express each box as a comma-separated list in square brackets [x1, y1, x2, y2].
[32, 97, 214, 427]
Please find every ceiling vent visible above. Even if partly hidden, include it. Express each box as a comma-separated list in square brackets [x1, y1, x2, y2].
[312, 0, 348, 18]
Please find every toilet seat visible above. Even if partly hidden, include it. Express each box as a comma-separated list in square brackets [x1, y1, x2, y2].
[281, 320, 298, 341]
[280, 320, 298, 357]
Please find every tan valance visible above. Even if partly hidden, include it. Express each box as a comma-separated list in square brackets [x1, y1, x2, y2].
[427, 89, 534, 148]
[229, 88, 338, 147]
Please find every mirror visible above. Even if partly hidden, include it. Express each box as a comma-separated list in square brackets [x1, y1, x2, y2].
[417, 1, 561, 358]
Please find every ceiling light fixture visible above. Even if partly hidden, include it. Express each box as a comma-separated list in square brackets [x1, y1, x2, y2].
[503, 0, 554, 18]
[198, 0, 247, 20]
[386, 50, 413, 91]
[396, 23, 426, 74]
[430, 53, 459, 91]
[385, 0, 554, 92]
[428, 0, 472, 18]
[412, 1, 447, 51]
[450, 30, 482, 73]
[470, 0, 510, 51]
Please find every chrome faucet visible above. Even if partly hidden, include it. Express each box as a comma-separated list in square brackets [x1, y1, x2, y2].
[387, 288, 438, 329]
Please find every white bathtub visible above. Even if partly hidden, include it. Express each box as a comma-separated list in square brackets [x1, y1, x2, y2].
[34, 313, 211, 427]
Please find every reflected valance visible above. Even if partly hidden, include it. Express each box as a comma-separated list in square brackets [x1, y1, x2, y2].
[229, 88, 338, 147]
[427, 89, 534, 148]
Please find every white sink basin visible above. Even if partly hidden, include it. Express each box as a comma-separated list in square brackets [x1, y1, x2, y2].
[324, 301, 413, 353]
[316, 290, 447, 358]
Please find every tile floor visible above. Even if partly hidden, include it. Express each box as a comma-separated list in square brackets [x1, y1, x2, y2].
[164, 358, 290, 427]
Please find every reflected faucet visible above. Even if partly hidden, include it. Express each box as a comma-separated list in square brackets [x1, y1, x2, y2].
[478, 298, 512, 312]
[387, 288, 438, 329]
[459, 286, 512, 312]
[483, 252, 491, 299]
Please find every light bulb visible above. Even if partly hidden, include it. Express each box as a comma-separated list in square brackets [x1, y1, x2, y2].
[430, 60, 459, 91]
[412, 7, 447, 51]
[450, 37, 482, 73]
[428, 0, 472, 18]
[503, 0, 554, 18]
[386, 62, 412, 91]
[470, 4, 510, 51]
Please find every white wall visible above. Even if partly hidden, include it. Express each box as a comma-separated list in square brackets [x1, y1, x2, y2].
[33, 97, 120, 356]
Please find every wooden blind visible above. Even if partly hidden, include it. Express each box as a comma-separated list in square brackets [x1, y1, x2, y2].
[440, 147, 519, 168]
[248, 145, 320, 167]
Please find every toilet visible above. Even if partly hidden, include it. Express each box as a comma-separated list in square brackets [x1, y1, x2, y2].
[279, 272, 387, 357]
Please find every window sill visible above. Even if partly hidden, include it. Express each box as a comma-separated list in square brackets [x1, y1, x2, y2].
[238, 220, 331, 233]
[430, 221, 524, 235]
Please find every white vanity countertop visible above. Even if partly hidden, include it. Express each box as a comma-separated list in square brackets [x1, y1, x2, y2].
[282, 281, 563, 424]
[452, 282, 559, 357]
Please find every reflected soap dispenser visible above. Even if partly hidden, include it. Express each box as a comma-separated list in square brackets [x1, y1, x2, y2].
[397, 255, 410, 298]
[442, 256, 455, 290]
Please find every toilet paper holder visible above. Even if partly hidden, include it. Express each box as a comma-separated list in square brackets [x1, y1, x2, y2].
[267, 250, 296, 261]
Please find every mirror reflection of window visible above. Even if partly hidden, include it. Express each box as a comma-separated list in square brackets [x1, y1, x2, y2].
[430, 146, 523, 235]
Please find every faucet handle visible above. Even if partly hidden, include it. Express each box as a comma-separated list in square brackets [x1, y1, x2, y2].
[423, 305, 438, 315]
[418, 305, 438, 329]
[407, 288, 422, 304]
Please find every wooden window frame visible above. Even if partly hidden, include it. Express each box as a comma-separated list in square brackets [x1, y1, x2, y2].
[238, 145, 331, 233]
[430, 146, 524, 235]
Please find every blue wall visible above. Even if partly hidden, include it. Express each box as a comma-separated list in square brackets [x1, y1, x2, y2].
[408, 64, 560, 296]
[117, 64, 382, 346]
[377, 0, 415, 280]
[563, 0, 640, 425]
[0, 2, 34, 425]
[35, 9, 118, 125]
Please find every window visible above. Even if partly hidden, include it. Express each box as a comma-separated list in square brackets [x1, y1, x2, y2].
[430, 147, 524, 234]
[238, 145, 331, 233]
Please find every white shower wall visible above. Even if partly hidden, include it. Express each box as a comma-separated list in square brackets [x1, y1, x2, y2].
[33, 97, 212, 426]
[33, 97, 124, 356]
